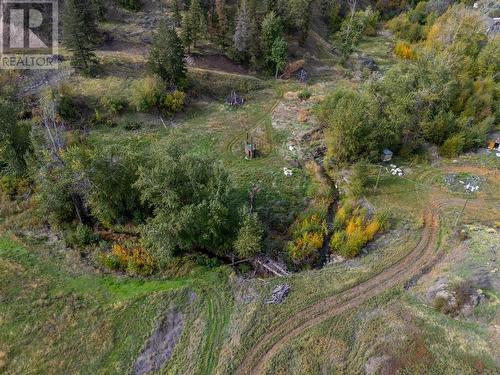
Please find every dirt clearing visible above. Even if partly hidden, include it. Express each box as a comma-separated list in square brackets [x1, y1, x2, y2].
[133, 308, 184, 375]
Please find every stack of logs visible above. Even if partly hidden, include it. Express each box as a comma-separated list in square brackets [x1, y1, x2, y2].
[266, 284, 291, 304]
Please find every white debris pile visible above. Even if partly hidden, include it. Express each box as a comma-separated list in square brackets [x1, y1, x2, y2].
[464, 183, 480, 193]
[390, 164, 404, 176]
[265, 284, 291, 304]
[283, 167, 293, 177]
[445, 174, 483, 193]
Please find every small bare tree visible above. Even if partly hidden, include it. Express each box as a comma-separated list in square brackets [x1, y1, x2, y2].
[39, 92, 89, 224]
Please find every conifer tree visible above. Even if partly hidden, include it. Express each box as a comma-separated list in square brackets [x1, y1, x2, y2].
[234, 0, 250, 54]
[261, 11, 286, 73]
[63, 0, 99, 75]
[148, 22, 187, 89]
[271, 36, 287, 78]
[261, 11, 283, 59]
[247, 0, 260, 66]
[181, 0, 205, 51]
[172, 0, 182, 27]
[215, 0, 228, 47]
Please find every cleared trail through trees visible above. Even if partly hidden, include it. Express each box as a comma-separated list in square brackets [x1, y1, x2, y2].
[235, 197, 478, 375]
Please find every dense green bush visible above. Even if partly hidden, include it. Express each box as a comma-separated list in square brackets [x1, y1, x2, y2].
[162, 90, 186, 115]
[57, 84, 81, 122]
[234, 207, 264, 259]
[439, 133, 465, 158]
[32, 140, 146, 229]
[387, 1, 434, 42]
[99, 78, 129, 115]
[317, 88, 385, 162]
[130, 76, 163, 112]
[421, 110, 456, 145]
[0, 99, 31, 175]
[84, 145, 145, 227]
[64, 224, 99, 248]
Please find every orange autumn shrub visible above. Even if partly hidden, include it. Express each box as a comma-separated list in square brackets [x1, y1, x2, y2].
[330, 200, 385, 258]
[289, 232, 324, 263]
[394, 41, 417, 60]
[112, 244, 129, 267]
[102, 244, 157, 276]
[365, 220, 381, 241]
[288, 212, 327, 264]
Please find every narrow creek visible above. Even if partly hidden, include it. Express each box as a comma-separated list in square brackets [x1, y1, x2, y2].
[317, 162, 340, 268]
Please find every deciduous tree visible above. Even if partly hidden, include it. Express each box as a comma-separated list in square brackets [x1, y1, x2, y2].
[135, 141, 237, 262]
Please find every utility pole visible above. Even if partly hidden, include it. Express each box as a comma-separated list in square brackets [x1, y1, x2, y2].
[454, 197, 469, 227]
[375, 165, 383, 190]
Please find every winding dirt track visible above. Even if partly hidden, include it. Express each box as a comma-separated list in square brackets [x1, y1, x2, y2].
[235, 197, 476, 375]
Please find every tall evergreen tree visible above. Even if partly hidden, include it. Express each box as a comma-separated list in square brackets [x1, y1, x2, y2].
[181, 0, 205, 51]
[172, 0, 182, 27]
[270, 36, 288, 78]
[261, 11, 283, 58]
[148, 22, 187, 89]
[63, 0, 99, 75]
[261, 11, 285, 72]
[234, 0, 250, 54]
[246, 0, 260, 66]
[215, 0, 228, 47]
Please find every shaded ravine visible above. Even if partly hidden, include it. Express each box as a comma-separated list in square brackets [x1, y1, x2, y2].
[317, 163, 339, 267]
[235, 198, 474, 375]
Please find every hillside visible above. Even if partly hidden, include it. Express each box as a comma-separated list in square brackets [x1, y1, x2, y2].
[0, 0, 499, 374]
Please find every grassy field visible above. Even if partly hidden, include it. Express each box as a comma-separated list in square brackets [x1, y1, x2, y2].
[0, 234, 239, 374]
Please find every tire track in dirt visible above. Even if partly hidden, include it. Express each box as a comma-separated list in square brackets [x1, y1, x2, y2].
[235, 198, 475, 375]
[224, 100, 281, 155]
[196, 285, 231, 375]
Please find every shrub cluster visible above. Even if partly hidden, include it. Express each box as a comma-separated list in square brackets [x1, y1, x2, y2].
[101, 243, 157, 276]
[386, 1, 436, 42]
[330, 201, 385, 258]
[288, 212, 327, 264]
[130, 77, 186, 115]
[394, 41, 417, 60]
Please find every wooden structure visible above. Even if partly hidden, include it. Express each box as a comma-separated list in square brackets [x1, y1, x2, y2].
[265, 284, 291, 304]
[226, 90, 245, 106]
[245, 134, 256, 159]
[253, 256, 290, 277]
[297, 68, 309, 83]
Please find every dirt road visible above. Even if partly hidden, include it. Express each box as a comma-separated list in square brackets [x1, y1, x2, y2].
[235, 198, 472, 375]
